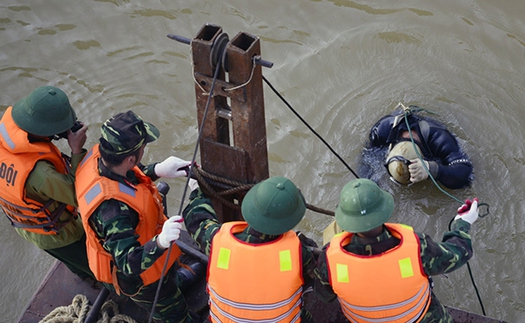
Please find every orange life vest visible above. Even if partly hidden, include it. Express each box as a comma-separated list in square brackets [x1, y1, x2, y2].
[0, 106, 76, 234]
[75, 145, 181, 286]
[208, 221, 303, 323]
[326, 223, 431, 323]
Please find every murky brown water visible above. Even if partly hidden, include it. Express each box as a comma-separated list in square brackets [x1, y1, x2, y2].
[1, 0, 524, 321]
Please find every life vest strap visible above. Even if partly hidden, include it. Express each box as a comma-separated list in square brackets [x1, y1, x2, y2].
[0, 195, 74, 233]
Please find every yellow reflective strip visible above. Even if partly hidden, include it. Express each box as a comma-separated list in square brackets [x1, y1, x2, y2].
[336, 263, 349, 283]
[279, 249, 292, 271]
[399, 223, 413, 231]
[399, 257, 414, 278]
[217, 247, 231, 269]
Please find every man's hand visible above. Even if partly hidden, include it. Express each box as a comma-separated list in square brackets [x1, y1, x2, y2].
[454, 198, 479, 225]
[157, 215, 183, 249]
[155, 156, 191, 178]
[409, 158, 429, 183]
[67, 122, 87, 155]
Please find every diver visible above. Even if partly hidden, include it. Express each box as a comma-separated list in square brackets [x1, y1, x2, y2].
[361, 102, 473, 189]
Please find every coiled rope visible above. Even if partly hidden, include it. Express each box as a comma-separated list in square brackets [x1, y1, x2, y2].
[39, 294, 137, 323]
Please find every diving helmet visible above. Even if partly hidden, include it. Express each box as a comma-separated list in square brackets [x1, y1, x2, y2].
[384, 141, 422, 185]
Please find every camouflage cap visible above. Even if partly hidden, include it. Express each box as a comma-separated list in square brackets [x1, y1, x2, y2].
[99, 110, 160, 155]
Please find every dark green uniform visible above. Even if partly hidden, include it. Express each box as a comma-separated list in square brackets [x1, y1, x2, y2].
[89, 160, 194, 323]
[314, 219, 474, 322]
[182, 187, 317, 322]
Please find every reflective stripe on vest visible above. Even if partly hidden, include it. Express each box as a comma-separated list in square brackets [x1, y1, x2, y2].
[326, 223, 431, 323]
[0, 106, 76, 234]
[207, 221, 303, 323]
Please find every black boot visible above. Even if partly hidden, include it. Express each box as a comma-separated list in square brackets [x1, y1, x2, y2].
[177, 261, 205, 293]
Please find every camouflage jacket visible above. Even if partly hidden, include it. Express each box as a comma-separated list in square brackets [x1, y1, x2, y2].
[182, 188, 318, 286]
[314, 219, 473, 322]
[88, 160, 165, 294]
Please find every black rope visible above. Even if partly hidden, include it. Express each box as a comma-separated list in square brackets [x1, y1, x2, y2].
[148, 41, 224, 323]
[404, 106, 488, 316]
[447, 215, 487, 316]
[262, 75, 359, 179]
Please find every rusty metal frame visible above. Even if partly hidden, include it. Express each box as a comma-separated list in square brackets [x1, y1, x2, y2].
[190, 24, 269, 222]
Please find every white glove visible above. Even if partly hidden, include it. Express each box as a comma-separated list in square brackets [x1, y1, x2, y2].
[157, 215, 183, 249]
[454, 198, 479, 225]
[154, 156, 191, 179]
[409, 159, 429, 183]
[188, 178, 199, 192]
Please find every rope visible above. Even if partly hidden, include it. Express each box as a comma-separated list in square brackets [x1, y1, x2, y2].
[39, 294, 137, 323]
[262, 75, 360, 179]
[401, 103, 488, 316]
[148, 35, 227, 323]
[192, 167, 335, 216]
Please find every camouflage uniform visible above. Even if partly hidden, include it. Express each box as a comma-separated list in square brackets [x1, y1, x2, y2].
[89, 160, 195, 323]
[182, 188, 317, 323]
[314, 219, 473, 322]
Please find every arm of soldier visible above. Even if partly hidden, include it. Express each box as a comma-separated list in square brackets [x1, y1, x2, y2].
[300, 241, 318, 287]
[182, 188, 221, 256]
[91, 200, 165, 276]
[28, 160, 79, 206]
[69, 149, 88, 175]
[417, 219, 473, 276]
[139, 163, 160, 181]
[313, 245, 338, 303]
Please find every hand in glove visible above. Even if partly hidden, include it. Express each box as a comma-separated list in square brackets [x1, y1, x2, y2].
[409, 159, 429, 183]
[454, 198, 479, 225]
[155, 156, 191, 179]
[157, 215, 183, 249]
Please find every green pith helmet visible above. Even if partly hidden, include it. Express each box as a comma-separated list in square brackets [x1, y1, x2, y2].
[241, 176, 306, 235]
[335, 178, 394, 233]
[12, 86, 76, 137]
[385, 141, 422, 185]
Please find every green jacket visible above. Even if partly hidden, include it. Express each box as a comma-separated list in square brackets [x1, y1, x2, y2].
[15, 150, 87, 250]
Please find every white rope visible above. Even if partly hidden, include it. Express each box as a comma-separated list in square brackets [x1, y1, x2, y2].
[38, 294, 137, 323]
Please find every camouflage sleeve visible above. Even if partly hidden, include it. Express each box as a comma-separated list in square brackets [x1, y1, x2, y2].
[418, 218, 473, 276]
[91, 199, 166, 276]
[313, 244, 338, 303]
[182, 188, 221, 256]
[138, 162, 160, 181]
[301, 244, 317, 287]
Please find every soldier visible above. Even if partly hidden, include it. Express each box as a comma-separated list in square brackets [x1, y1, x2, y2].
[75, 110, 203, 323]
[314, 178, 479, 322]
[364, 104, 473, 189]
[0, 86, 94, 280]
[182, 176, 318, 323]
